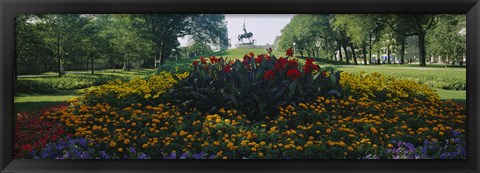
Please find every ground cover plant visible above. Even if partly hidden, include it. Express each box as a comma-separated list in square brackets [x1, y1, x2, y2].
[14, 50, 466, 159]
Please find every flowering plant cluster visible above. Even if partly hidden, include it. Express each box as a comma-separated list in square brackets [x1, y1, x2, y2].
[364, 131, 466, 159]
[340, 72, 440, 102]
[14, 103, 71, 158]
[29, 89, 465, 159]
[166, 49, 341, 120]
[14, 50, 466, 160]
[80, 71, 188, 108]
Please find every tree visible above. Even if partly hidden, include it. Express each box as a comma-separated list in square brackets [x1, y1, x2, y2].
[378, 14, 436, 66]
[427, 14, 466, 67]
[136, 14, 226, 67]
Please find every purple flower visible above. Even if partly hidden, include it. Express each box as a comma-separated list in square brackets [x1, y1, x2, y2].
[137, 153, 148, 159]
[180, 153, 188, 159]
[100, 151, 110, 159]
[192, 151, 205, 159]
[80, 151, 90, 159]
[129, 147, 136, 153]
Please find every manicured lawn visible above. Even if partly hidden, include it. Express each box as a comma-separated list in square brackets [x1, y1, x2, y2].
[434, 88, 467, 105]
[14, 89, 81, 114]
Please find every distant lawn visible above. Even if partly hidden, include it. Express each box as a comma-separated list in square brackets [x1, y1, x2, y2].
[434, 88, 466, 105]
[14, 89, 81, 114]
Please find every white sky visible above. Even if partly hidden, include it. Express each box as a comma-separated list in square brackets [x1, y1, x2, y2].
[179, 14, 294, 48]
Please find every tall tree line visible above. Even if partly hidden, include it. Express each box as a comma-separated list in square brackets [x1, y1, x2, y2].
[14, 14, 227, 78]
[277, 14, 466, 67]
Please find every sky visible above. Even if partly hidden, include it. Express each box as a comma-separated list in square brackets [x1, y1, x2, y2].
[179, 14, 294, 48]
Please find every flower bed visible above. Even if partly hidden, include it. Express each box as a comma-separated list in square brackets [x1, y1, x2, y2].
[14, 49, 467, 159]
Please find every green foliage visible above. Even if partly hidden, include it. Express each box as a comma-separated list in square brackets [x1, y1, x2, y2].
[165, 52, 342, 121]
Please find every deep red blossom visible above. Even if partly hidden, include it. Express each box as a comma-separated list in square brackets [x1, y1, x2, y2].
[14, 103, 70, 158]
[264, 70, 275, 80]
[200, 56, 207, 64]
[255, 56, 264, 64]
[193, 60, 199, 66]
[286, 59, 299, 68]
[265, 55, 271, 61]
[223, 64, 232, 73]
[274, 57, 288, 71]
[21, 144, 33, 153]
[303, 58, 319, 73]
[210, 56, 218, 64]
[287, 69, 301, 80]
[249, 52, 255, 57]
[286, 48, 294, 57]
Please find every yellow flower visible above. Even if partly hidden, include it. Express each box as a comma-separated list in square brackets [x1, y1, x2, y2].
[124, 139, 130, 144]
[118, 148, 123, 152]
[109, 141, 116, 147]
[326, 129, 332, 134]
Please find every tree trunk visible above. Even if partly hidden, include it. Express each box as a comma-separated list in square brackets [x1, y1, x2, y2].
[113, 59, 116, 72]
[338, 43, 343, 62]
[14, 30, 18, 81]
[343, 44, 350, 65]
[57, 36, 62, 76]
[44, 62, 48, 73]
[350, 43, 358, 65]
[418, 32, 427, 66]
[377, 51, 381, 65]
[91, 54, 94, 75]
[368, 36, 373, 65]
[159, 42, 165, 65]
[400, 39, 405, 64]
[362, 46, 368, 65]
[387, 46, 391, 64]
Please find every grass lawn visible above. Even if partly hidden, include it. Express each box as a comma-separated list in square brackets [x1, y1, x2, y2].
[14, 89, 81, 114]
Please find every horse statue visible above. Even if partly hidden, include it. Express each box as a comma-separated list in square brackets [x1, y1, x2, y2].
[238, 19, 254, 44]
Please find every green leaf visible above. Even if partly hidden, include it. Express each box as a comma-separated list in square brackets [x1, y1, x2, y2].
[229, 94, 239, 108]
[289, 80, 299, 96]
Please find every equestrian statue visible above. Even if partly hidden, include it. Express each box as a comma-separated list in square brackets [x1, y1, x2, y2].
[238, 19, 254, 45]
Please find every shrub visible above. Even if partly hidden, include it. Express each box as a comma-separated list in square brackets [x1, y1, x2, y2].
[14, 80, 57, 94]
[14, 74, 134, 94]
[165, 52, 342, 120]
